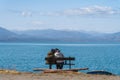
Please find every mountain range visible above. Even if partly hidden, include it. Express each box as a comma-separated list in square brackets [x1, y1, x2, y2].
[0, 26, 120, 42]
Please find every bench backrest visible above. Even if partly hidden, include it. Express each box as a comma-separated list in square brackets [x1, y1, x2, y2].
[45, 57, 75, 69]
[45, 57, 75, 61]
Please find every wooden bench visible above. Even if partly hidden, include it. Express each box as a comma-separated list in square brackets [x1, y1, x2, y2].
[45, 57, 75, 69]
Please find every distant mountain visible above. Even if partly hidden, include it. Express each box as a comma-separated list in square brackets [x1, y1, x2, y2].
[0, 27, 18, 41]
[1, 26, 120, 42]
[0, 27, 15, 36]
[14, 29, 97, 42]
[14, 29, 120, 42]
[110, 32, 120, 41]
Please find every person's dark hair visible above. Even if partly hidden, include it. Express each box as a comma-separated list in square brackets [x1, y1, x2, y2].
[51, 49, 55, 53]
[55, 48, 60, 52]
[55, 48, 59, 51]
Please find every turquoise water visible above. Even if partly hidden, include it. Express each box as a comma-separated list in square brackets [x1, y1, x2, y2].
[0, 43, 120, 75]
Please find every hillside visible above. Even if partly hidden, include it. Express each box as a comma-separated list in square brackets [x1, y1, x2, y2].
[0, 27, 17, 41]
[0, 27, 120, 42]
[15, 29, 120, 42]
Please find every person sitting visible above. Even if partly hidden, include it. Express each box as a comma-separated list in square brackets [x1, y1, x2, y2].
[54, 49, 64, 69]
[46, 49, 56, 69]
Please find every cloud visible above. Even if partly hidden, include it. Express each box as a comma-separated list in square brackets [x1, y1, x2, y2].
[40, 5, 120, 16]
[21, 11, 32, 17]
[8, 9, 32, 17]
[9, 5, 120, 17]
[62, 5, 118, 16]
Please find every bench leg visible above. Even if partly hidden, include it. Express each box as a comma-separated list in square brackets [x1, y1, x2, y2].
[69, 60, 71, 69]
[49, 64, 52, 69]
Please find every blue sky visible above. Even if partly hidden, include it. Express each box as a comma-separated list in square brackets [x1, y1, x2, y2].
[0, 0, 120, 33]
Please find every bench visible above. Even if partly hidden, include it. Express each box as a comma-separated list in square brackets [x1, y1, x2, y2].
[45, 57, 75, 69]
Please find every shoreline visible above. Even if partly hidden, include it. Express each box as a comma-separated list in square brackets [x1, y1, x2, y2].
[0, 69, 120, 80]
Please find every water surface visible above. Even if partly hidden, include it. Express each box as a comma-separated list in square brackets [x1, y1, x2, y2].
[0, 43, 120, 75]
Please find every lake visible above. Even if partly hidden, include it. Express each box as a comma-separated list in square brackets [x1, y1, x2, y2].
[0, 43, 120, 75]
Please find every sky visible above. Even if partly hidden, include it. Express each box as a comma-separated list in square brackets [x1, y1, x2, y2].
[0, 0, 120, 33]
